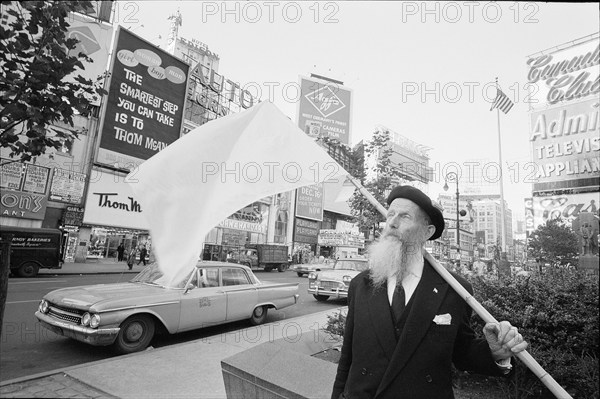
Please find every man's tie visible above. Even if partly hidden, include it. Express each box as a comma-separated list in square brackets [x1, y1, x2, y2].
[391, 284, 406, 324]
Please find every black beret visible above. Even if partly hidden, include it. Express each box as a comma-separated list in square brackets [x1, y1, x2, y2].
[386, 185, 445, 240]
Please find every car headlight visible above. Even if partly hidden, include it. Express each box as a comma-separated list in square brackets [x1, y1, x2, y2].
[39, 300, 49, 314]
[308, 272, 317, 280]
[81, 312, 91, 326]
[89, 314, 101, 328]
[342, 275, 352, 284]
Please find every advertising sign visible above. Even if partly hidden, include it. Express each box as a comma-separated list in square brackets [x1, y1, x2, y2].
[387, 128, 432, 184]
[1, 160, 25, 190]
[294, 218, 319, 244]
[532, 192, 599, 229]
[318, 230, 365, 248]
[1, 190, 48, 220]
[50, 168, 87, 204]
[22, 164, 50, 195]
[218, 218, 267, 234]
[97, 27, 189, 170]
[297, 76, 352, 145]
[524, 198, 534, 234]
[83, 170, 148, 230]
[63, 206, 85, 226]
[529, 97, 599, 191]
[295, 183, 324, 221]
[526, 36, 599, 108]
[66, 12, 113, 105]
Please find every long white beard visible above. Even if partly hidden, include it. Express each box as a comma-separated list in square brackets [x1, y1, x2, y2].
[368, 226, 427, 290]
[368, 233, 407, 291]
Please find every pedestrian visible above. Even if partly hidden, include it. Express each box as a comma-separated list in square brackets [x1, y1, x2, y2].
[138, 245, 147, 266]
[126, 249, 135, 270]
[116, 243, 125, 262]
[331, 185, 528, 399]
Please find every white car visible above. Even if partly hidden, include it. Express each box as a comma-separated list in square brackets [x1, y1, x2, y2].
[307, 258, 369, 301]
[36, 262, 299, 353]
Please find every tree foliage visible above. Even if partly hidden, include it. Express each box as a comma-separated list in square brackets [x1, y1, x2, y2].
[527, 218, 579, 268]
[0, 1, 105, 162]
[349, 129, 406, 237]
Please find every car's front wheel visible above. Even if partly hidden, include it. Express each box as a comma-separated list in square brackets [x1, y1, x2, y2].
[313, 294, 330, 302]
[249, 306, 268, 325]
[296, 272, 304, 277]
[113, 314, 155, 354]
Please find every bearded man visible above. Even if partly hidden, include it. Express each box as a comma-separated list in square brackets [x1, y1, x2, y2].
[331, 185, 528, 399]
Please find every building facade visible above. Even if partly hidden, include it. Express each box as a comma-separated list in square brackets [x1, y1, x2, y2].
[471, 199, 514, 259]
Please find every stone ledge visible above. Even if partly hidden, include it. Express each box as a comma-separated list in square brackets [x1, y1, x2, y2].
[221, 330, 340, 399]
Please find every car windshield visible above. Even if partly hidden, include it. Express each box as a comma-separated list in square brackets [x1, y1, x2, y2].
[334, 260, 369, 271]
[130, 263, 192, 288]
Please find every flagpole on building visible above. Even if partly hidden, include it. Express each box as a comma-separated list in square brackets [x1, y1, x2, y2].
[347, 175, 573, 399]
[495, 77, 508, 256]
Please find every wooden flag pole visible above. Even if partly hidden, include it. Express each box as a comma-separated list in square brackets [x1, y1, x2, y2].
[346, 176, 573, 399]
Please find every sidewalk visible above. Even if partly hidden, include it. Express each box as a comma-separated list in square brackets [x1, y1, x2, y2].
[38, 260, 148, 276]
[0, 304, 346, 398]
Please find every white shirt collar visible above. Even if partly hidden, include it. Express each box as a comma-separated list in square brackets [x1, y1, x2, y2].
[387, 258, 424, 306]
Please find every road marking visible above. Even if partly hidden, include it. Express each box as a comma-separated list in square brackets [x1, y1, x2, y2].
[9, 280, 67, 284]
[6, 300, 41, 304]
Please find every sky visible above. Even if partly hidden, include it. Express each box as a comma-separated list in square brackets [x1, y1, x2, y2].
[119, 1, 600, 219]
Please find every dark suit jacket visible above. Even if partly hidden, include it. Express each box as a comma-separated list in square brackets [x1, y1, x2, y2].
[331, 260, 503, 399]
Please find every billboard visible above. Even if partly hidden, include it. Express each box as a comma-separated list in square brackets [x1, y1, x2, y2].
[526, 35, 599, 109]
[529, 97, 599, 191]
[297, 76, 352, 145]
[1, 190, 48, 220]
[0, 160, 50, 195]
[49, 168, 87, 204]
[97, 27, 189, 170]
[66, 12, 113, 105]
[295, 183, 324, 221]
[294, 218, 319, 244]
[532, 192, 599, 229]
[83, 169, 148, 230]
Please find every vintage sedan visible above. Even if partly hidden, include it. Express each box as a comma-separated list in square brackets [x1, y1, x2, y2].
[35, 262, 299, 354]
[293, 261, 334, 277]
[307, 258, 369, 301]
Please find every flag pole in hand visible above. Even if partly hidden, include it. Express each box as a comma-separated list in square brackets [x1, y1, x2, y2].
[346, 176, 573, 399]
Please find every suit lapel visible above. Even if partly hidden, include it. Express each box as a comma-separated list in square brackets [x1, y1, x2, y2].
[365, 276, 397, 361]
[376, 260, 449, 396]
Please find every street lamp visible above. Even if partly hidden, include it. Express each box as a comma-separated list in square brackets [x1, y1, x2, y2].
[444, 172, 467, 267]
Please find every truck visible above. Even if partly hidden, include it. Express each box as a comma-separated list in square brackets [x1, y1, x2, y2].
[236, 244, 290, 272]
[0, 226, 65, 277]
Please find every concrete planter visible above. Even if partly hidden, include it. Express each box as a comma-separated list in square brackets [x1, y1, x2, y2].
[221, 330, 342, 399]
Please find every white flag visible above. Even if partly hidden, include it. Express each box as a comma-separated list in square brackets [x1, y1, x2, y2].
[127, 101, 348, 285]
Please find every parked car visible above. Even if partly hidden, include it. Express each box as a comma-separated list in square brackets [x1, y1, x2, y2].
[307, 258, 369, 301]
[293, 260, 334, 277]
[35, 262, 299, 354]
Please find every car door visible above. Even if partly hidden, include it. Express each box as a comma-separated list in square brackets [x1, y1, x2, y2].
[221, 267, 258, 321]
[178, 267, 227, 332]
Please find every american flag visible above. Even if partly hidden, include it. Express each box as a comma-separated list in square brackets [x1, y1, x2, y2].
[490, 88, 514, 114]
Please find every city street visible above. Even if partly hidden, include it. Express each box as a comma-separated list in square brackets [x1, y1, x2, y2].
[0, 269, 345, 382]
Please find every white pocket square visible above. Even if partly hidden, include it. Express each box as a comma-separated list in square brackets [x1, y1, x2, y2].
[433, 313, 452, 325]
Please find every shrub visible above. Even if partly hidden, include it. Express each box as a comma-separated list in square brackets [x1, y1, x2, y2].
[324, 270, 599, 398]
[469, 269, 599, 399]
[323, 310, 347, 338]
